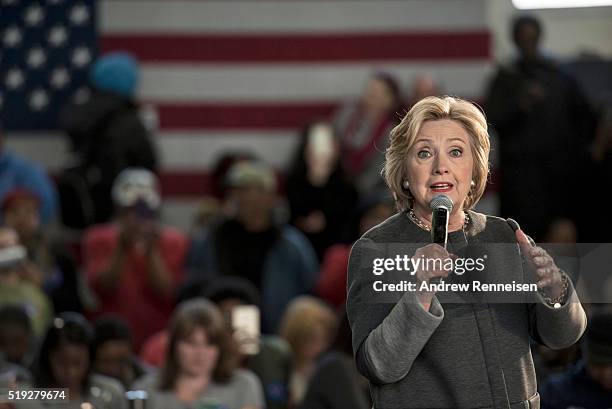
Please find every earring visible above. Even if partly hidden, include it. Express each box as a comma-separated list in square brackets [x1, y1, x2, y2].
[402, 180, 410, 190]
[470, 180, 475, 188]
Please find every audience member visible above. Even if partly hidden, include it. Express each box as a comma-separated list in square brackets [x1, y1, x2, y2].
[2, 189, 84, 313]
[540, 311, 612, 408]
[187, 160, 318, 333]
[485, 14, 596, 240]
[406, 74, 441, 109]
[141, 277, 292, 409]
[83, 168, 188, 350]
[278, 296, 337, 407]
[333, 72, 402, 195]
[59, 52, 157, 229]
[300, 309, 370, 409]
[132, 299, 264, 409]
[0, 227, 52, 337]
[0, 305, 34, 368]
[287, 121, 358, 260]
[32, 312, 127, 409]
[206, 277, 291, 409]
[92, 315, 151, 389]
[0, 128, 57, 224]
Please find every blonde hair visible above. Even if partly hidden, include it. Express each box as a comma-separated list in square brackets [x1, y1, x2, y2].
[278, 296, 337, 355]
[383, 96, 490, 212]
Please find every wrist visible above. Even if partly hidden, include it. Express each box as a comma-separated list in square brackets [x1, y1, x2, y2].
[540, 271, 570, 308]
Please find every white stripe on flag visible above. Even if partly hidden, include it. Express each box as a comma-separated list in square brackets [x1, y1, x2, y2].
[158, 131, 299, 170]
[4, 131, 299, 171]
[101, 0, 487, 33]
[138, 62, 493, 102]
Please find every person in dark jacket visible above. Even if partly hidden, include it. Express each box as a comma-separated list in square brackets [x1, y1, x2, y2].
[186, 160, 319, 333]
[540, 310, 612, 408]
[484, 15, 596, 241]
[59, 52, 157, 228]
[287, 120, 358, 260]
[347, 96, 587, 409]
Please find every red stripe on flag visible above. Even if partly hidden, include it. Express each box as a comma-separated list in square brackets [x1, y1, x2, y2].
[159, 171, 213, 197]
[101, 31, 490, 62]
[158, 170, 287, 197]
[157, 102, 337, 130]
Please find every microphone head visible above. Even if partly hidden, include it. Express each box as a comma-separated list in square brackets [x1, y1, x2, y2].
[429, 195, 453, 212]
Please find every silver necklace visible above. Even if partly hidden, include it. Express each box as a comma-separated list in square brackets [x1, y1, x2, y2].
[408, 208, 470, 232]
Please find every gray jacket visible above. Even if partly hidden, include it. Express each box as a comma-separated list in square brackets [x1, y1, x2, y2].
[346, 211, 587, 409]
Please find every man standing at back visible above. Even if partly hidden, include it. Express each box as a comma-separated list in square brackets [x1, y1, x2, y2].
[485, 15, 595, 241]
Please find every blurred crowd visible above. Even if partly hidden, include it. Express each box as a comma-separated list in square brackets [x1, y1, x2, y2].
[0, 14, 611, 409]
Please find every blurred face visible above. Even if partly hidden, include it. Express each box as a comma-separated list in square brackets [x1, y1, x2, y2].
[411, 76, 438, 102]
[3, 199, 40, 238]
[176, 327, 219, 378]
[93, 340, 132, 381]
[235, 186, 274, 221]
[515, 23, 540, 60]
[0, 229, 19, 247]
[406, 119, 474, 217]
[217, 298, 244, 324]
[50, 343, 89, 390]
[588, 363, 612, 391]
[362, 77, 395, 117]
[297, 324, 331, 362]
[119, 207, 157, 238]
[0, 323, 31, 364]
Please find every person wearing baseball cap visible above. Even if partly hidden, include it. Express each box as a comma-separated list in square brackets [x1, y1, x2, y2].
[83, 168, 188, 350]
[186, 160, 319, 333]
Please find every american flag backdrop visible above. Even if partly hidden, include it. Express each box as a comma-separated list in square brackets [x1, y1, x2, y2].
[3, 0, 495, 228]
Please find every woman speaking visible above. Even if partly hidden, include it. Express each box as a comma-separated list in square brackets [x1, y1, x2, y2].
[346, 96, 586, 409]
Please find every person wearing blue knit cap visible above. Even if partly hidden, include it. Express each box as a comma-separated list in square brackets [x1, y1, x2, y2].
[58, 51, 158, 229]
[90, 52, 139, 98]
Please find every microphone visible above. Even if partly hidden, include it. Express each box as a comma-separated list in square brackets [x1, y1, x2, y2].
[428, 195, 453, 286]
[430, 195, 453, 249]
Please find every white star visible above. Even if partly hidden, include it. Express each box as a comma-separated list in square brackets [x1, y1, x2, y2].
[71, 46, 91, 68]
[3, 26, 22, 48]
[69, 4, 90, 25]
[48, 25, 68, 47]
[50, 67, 70, 89]
[24, 4, 44, 27]
[27, 47, 47, 69]
[5, 68, 24, 90]
[30, 89, 49, 111]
